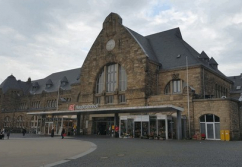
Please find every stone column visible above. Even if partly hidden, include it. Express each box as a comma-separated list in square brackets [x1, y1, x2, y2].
[165, 118, 168, 140]
[176, 111, 182, 140]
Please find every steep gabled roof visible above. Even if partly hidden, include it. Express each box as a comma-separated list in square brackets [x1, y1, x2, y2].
[125, 27, 158, 63]
[125, 26, 228, 79]
[209, 57, 218, 65]
[200, 51, 209, 60]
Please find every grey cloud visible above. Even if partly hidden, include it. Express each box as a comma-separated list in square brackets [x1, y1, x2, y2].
[0, 0, 241, 83]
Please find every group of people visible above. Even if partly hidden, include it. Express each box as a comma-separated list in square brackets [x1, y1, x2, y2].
[0, 128, 10, 139]
[50, 127, 66, 139]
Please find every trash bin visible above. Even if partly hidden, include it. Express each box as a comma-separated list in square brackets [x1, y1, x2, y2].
[225, 130, 230, 141]
[220, 130, 225, 141]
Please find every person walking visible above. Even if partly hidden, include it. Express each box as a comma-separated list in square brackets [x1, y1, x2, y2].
[51, 128, 54, 137]
[7, 130, 10, 139]
[22, 127, 26, 136]
[61, 128, 65, 139]
[1, 128, 5, 140]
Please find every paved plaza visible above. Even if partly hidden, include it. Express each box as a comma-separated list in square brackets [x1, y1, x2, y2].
[1, 134, 242, 167]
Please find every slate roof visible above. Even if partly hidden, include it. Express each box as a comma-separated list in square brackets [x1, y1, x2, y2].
[0, 75, 23, 93]
[227, 74, 242, 94]
[30, 68, 81, 94]
[126, 27, 228, 79]
[125, 27, 158, 63]
[0, 68, 81, 95]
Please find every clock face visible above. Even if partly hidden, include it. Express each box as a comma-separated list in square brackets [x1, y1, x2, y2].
[106, 39, 115, 51]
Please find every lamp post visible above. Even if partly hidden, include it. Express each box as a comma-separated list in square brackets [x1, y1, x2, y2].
[56, 80, 64, 135]
[186, 56, 191, 139]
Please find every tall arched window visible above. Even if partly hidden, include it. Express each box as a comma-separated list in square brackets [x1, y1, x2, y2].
[95, 63, 127, 104]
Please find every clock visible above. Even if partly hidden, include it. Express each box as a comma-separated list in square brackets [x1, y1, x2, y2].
[106, 39, 115, 51]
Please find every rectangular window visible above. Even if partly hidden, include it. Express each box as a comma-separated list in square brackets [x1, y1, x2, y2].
[107, 64, 116, 92]
[105, 95, 114, 104]
[119, 94, 126, 103]
[173, 80, 181, 93]
[96, 69, 104, 93]
[95, 97, 101, 104]
[119, 66, 127, 91]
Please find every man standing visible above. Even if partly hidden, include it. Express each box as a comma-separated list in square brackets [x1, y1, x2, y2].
[7, 130, 10, 139]
[51, 128, 54, 137]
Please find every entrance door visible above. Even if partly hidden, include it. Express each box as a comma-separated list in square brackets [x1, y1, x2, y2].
[206, 123, 214, 139]
[134, 122, 141, 138]
[200, 114, 220, 140]
[97, 122, 107, 135]
[45, 122, 53, 135]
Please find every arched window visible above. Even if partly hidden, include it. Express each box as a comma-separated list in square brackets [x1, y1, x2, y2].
[17, 115, 24, 127]
[95, 63, 127, 104]
[4, 116, 10, 127]
[200, 114, 220, 140]
[164, 79, 184, 94]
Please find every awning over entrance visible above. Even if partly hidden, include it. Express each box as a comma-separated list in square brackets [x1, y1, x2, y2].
[27, 105, 184, 116]
[27, 105, 184, 140]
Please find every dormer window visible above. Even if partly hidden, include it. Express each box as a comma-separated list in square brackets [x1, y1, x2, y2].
[61, 76, 69, 87]
[46, 79, 53, 89]
[32, 82, 39, 91]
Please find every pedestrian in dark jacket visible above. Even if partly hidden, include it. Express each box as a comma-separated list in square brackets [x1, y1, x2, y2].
[51, 128, 54, 137]
[22, 127, 26, 136]
[61, 128, 65, 139]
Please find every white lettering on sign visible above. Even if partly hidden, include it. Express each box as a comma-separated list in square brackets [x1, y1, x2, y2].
[75, 104, 99, 110]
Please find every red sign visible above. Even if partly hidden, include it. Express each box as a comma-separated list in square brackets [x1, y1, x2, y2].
[69, 104, 75, 111]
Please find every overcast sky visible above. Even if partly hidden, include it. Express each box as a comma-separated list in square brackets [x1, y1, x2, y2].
[0, 0, 242, 83]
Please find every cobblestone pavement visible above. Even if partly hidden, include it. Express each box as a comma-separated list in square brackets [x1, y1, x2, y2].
[57, 136, 242, 167]
[1, 134, 242, 167]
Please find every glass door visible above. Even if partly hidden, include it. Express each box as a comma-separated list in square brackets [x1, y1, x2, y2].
[206, 123, 214, 139]
[134, 122, 141, 138]
[127, 119, 134, 138]
[45, 122, 53, 135]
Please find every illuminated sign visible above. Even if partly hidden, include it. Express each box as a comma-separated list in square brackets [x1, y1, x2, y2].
[75, 104, 98, 110]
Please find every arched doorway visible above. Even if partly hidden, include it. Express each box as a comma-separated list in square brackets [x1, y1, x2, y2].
[200, 114, 220, 140]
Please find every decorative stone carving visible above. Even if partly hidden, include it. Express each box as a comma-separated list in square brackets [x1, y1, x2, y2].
[172, 73, 179, 79]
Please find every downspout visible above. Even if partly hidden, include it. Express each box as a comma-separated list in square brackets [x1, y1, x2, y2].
[203, 68, 205, 99]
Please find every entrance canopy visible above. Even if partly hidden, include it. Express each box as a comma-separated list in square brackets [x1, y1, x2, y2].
[27, 105, 184, 116]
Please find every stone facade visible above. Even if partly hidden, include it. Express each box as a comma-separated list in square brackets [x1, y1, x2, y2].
[0, 13, 241, 140]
